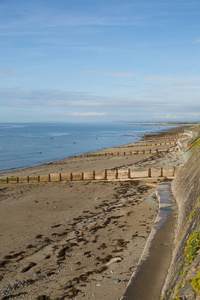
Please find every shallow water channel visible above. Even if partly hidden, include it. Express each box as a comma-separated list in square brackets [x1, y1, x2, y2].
[121, 182, 177, 300]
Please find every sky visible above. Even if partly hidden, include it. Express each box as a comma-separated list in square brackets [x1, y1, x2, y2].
[1, 0, 200, 123]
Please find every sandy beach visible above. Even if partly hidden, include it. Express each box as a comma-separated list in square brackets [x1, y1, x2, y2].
[0, 126, 187, 300]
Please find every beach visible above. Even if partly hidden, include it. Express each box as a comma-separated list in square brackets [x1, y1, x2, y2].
[0, 126, 188, 300]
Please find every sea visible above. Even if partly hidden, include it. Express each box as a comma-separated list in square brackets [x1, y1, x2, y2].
[0, 122, 174, 173]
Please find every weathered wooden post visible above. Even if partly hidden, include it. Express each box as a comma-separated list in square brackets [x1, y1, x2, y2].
[173, 166, 175, 176]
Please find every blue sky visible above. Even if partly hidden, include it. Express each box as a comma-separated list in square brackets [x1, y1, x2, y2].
[1, 0, 200, 123]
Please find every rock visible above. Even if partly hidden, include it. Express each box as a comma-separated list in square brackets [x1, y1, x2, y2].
[114, 279, 121, 284]
[94, 197, 100, 201]
[96, 283, 101, 286]
[106, 257, 122, 266]
[178, 284, 195, 298]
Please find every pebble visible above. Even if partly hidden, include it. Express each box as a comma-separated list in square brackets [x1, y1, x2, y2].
[114, 279, 121, 284]
[96, 283, 101, 286]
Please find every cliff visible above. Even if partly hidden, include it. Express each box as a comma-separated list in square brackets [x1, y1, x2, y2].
[162, 125, 200, 300]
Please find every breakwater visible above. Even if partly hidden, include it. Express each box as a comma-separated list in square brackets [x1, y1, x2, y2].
[0, 166, 176, 184]
[71, 146, 176, 159]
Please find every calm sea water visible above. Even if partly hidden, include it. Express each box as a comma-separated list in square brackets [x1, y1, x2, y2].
[0, 122, 173, 173]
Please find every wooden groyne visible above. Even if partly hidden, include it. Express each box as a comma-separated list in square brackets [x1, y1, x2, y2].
[115, 141, 177, 148]
[0, 167, 176, 184]
[71, 146, 176, 159]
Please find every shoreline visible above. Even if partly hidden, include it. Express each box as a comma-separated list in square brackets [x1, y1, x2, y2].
[0, 122, 175, 175]
[0, 125, 191, 299]
[0, 123, 187, 176]
[0, 125, 187, 179]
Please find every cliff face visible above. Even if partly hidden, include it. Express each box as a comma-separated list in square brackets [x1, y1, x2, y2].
[162, 126, 200, 300]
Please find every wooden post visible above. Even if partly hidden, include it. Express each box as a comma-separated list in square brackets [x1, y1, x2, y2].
[173, 167, 175, 176]
[59, 173, 61, 181]
[115, 169, 118, 179]
[82, 172, 84, 180]
[38, 175, 40, 182]
[160, 167, 163, 177]
[128, 169, 131, 179]
[48, 174, 50, 182]
[27, 176, 29, 183]
[17, 177, 19, 183]
[70, 173, 72, 181]
[105, 170, 107, 180]
[148, 168, 151, 177]
[6, 177, 8, 183]
[93, 171, 95, 180]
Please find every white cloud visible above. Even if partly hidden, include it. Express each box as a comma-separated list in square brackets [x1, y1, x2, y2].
[106, 72, 135, 78]
[82, 71, 136, 78]
[65, 112, 107, 117]
[146, 76, 200, 85]
[68, 100, 102, 106]
[159, 114, 179, 120]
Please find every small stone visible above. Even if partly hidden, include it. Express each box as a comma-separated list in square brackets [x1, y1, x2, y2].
[114, 279, 121, 284]
[96, 283, 101, 286]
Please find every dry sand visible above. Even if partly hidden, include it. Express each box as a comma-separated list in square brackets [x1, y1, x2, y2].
[0, 126, 187, 300]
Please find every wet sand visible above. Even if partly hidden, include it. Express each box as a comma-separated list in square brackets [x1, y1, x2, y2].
[0, 126, 187, 299]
